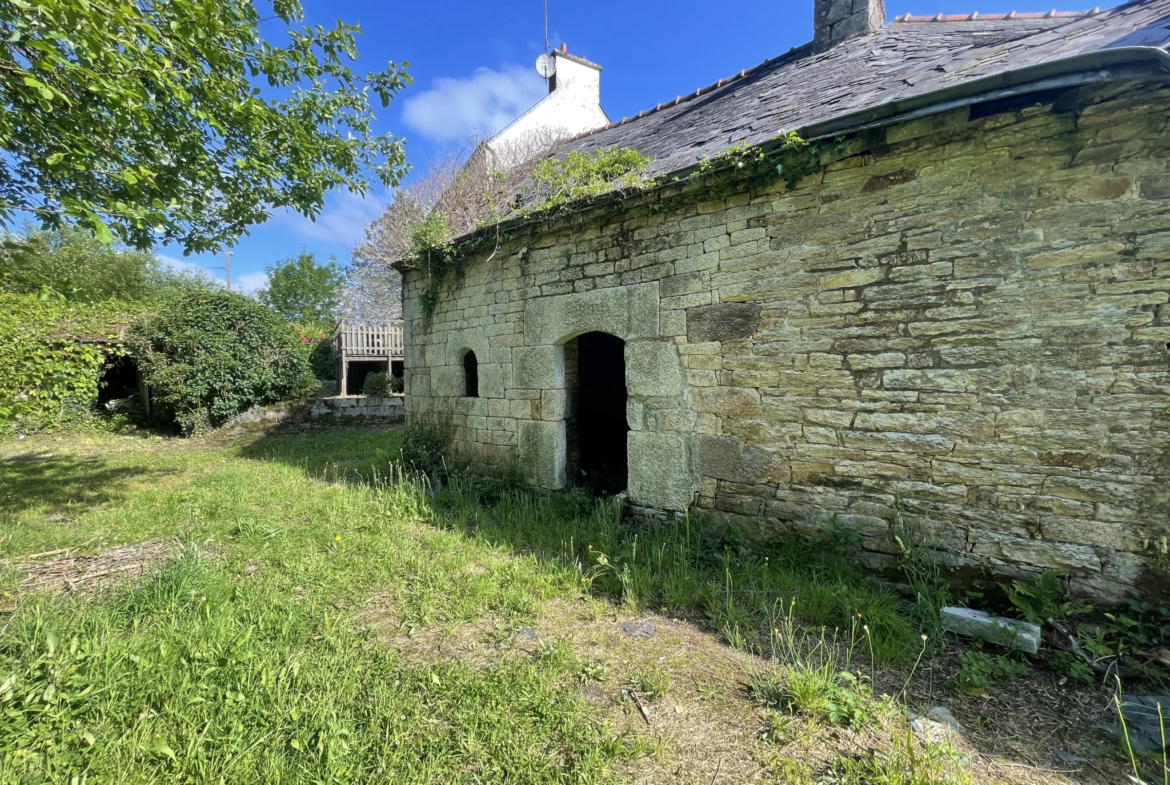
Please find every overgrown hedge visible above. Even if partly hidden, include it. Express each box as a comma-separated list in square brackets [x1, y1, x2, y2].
[0, 292, 130, 433]
[129, 290, 316, 434]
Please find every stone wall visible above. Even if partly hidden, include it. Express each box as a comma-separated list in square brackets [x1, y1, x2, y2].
[227, 395, 404, 430]
[402, 81, 1170, 601]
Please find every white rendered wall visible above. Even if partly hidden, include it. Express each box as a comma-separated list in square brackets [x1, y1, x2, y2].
[486, 53, 608, 166]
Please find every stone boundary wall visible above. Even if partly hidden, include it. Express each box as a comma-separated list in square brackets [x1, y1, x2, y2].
[402, 81, 1170, 602]
[227, 395, 404, 429]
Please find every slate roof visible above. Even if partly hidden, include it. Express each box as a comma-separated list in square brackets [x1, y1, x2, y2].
[564, 0, 1170, 177]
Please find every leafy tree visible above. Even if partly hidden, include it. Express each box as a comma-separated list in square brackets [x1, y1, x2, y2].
[0, 0, 410, 253]
[258, 252, 344, 327]
[0, 225, 213, 303]
[129, 289, 315, 434]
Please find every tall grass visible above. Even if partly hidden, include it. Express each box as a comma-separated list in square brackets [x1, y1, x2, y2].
[0, 445, 640, 782]
[0, 555, 635, 782]
[428, 479, 918, 665]
[830, 730, 974, 785]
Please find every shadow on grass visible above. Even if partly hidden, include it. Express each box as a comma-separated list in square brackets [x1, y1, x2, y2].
[240, 423, 919, 664]
[0, 451, 163, 519]
[72, 421, 1121, 784]
[235, 423, 405, 482]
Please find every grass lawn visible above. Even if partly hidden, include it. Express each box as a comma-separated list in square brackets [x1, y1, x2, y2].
[0, 426, 1135, 783]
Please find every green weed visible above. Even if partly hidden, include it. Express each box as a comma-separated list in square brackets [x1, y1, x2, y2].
[829, 729, 974, 784]
[950, 650, 1030, 696]
[631, 669, 672, 701]
[753, 604, 885, 729]
[1000, 570, 1091, 626]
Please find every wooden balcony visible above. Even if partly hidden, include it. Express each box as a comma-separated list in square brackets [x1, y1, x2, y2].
[334, 319, 404, 359]
[333, 319, 404, 396]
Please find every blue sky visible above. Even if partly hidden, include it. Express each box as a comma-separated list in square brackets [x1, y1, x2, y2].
[160, 0, 1110, 293]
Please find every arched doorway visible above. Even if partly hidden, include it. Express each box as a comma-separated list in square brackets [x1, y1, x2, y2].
[564, 331, 628, 495]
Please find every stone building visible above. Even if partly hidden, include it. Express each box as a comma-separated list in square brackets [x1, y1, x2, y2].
[397, 0, 1170, 601]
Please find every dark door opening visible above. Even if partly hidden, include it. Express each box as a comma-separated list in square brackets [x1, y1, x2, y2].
[345, 360, 387, 395]
[568, 331, 628, 495]
[98, 354, 139, 403]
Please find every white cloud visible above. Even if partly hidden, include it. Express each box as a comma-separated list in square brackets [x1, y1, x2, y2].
[403, 65, 546, 142]
[156, 253, 268, 295]
[273, 189, 386, 248]
[233, 271, 269, 295]
[157, 253, 214, 279]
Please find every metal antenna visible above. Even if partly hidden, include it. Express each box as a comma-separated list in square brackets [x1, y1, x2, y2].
[544, 0, 549, 52]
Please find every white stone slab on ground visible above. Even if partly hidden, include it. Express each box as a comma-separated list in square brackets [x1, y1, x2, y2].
[939, 607, 1041, 654]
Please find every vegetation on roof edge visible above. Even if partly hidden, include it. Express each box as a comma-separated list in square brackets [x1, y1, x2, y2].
[411, 132, 815, 321]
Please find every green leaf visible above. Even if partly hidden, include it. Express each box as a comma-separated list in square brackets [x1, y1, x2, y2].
[92, 222, 113, 244]
[0, 0, 410, 253]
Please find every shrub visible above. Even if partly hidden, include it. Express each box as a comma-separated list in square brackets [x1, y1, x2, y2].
[389, 374, 404, 394]
[309, 338, 338, 381]
[128, 290, 315, 434]
[363, 371, 389, 397]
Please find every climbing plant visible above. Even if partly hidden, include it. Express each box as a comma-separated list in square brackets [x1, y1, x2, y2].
[401, 132, 821, 323]
[524, 147, 653, 213]
[0, 292, 131, 432]
[692, 131, 814, 190]
[411, 146, 652, 320]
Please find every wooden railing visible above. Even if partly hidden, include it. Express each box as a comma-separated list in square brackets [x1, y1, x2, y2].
[334, 319, 404, 358]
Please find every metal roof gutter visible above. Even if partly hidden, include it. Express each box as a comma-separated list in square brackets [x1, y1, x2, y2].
[401, 45, 1170, 268]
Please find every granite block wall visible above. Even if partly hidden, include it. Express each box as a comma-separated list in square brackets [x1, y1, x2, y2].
[401, 81, 1170, 600]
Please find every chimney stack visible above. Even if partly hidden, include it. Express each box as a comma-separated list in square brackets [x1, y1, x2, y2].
[814, 0, 885, 49]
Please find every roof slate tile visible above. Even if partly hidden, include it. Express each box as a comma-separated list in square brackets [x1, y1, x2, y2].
[564, 0, 1170, 177]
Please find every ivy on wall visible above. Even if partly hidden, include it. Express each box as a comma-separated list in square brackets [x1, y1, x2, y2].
[0, 292, 132, 432]
[410, 147, 654, 320]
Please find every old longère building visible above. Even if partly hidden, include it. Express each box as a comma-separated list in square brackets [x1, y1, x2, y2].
[397, 0, 1170, 601]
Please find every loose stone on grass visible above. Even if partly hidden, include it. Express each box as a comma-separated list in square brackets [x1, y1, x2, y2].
[940, 606, 1041, 654]
[907, 706, 963, 736]
[620, 621, 656, 637]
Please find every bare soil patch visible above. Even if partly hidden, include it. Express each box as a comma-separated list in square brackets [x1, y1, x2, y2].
[896, 644, 1125, 785]
[360, 594, 1135, 784]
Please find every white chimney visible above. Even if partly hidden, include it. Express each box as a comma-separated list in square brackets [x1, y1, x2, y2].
[486, 44, 608, 166]
[546, 45, 601, 104]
